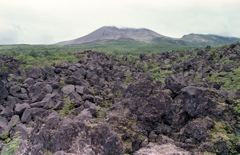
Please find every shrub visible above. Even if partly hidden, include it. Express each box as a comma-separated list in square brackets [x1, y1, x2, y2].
[115, 90, 122, 98]
[124, 70, 132, 84]
[1, 133, 20, 155]
[1, 131, 9, 140]
[59, 80, 66, 89]
[28, 49, 38, 58]
[0, 66, 8, 72]
[135, 60, 141, 67]
[209, 49, 217, 56]
[142, 61, 148, 70]
[224, 59, 237, 65]
[60, 98, 74, 116]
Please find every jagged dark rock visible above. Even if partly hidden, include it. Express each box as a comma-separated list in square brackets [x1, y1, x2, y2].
[0, 117, 8, 136]
[0, 43, 240, 154]
[0, 106, 14, 118]
[0, 80, 8, 101]
[0, 55, 25, 73]
[26, 68, 43, 79]
[15, 103, 31, 116]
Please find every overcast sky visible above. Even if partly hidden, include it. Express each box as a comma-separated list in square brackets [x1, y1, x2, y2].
[1, 0, 240, 44]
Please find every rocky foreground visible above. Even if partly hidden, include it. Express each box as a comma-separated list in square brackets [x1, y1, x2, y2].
[0, 43, 240, 155]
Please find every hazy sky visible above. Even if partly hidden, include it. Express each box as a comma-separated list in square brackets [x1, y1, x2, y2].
[1, 0, 240, 44]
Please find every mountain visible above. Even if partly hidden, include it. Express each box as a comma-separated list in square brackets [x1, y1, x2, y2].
[55, 26, 166, 45]
[182, 33, 240, 45]
[152, 33, 240, 46]
[55, 26, 240, 46]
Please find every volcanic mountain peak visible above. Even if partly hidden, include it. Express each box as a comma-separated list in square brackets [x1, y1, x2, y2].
[55, 26, 166, 45]
[55, 26, 240, 46]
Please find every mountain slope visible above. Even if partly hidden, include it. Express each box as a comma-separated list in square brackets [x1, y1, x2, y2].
[55, 26, 166, 45]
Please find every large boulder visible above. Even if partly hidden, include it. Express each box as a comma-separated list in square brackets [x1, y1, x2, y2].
[10, 123, 33, 140]
[14, 68, 26, 77]
[54, 62, 69, 69]
[9, 85, 29, 100]
[26, 68, 43, 79]
[28, 82, 46, 102]
[31, 93, 56, 109]
[7, 96, 24, 105]
[23, 78, 35, 85]
[0, 117, 8, 135]
[7, 115, 20, 128]
[15, 103, 31, 116]
[183, 118, 214, 143]
[125, 77, 155, 98]
[0, 72, 8, 81]
[181, 86, 219, 117]
[0, 106, 14, 117]
[21, 108, 47, 123]
[61, 85, 75, 95]
[18, 113, 125, 155]
[75, 85, 89, 95]
[165, 74, 187, 94]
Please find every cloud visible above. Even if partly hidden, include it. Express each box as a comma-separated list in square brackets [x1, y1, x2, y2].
[0, 23, 55, 44]
[0, 0, 240, 44]
[0, 23, 22, 44]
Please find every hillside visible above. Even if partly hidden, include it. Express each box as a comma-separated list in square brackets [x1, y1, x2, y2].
[0, 42, 239, 154]
[55, 26, 240, 47]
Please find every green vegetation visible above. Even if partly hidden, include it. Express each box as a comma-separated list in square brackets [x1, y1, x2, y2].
[1, 131, 10, 141]
[233, 99, 240, 114]
[96, 104, 111, 120]
[204, 47, 240, 91]
[0, 41, 199, 71]
[59, 97, 74, 116]
[0, 65, 8, 72]
[0, 44, 78, 71]
[209, 120, 240, 154]
[148, 60, 173, 83]
[124, 70, 133, 84]
[44, 150, 53, 155]
[98, 40, 198, 56]
[209, 49, 217, 56]
[206, 68, 240, 91]
[115, 90, 122, 98]
[59, 80, 66, 89]
[1, 133, 20, 155]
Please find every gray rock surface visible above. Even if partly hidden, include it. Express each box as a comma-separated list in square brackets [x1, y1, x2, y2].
[134, 143, 190, 155]
[15, 103, 31, 116]
[61, 85, 75, 95]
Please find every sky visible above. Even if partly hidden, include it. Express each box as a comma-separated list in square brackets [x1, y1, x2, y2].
[1, 0, 240, 44]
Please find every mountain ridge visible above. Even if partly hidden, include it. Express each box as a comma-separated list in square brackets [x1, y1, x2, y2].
[55, 26, 240, 46]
